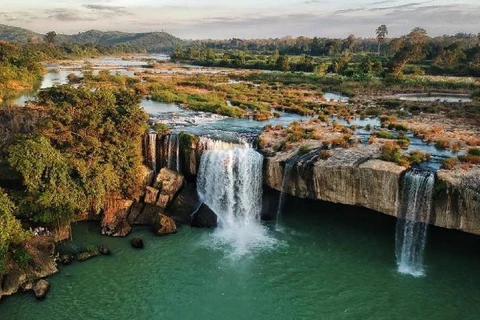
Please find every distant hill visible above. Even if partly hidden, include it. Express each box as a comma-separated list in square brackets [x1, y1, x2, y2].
[0, 24, 43, 43]
[0, 24, 183, 52]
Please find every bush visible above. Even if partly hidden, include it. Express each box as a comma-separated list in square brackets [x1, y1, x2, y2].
[154, 123, 170, 135]
[442, 157, 458, 169]
[381, 141, 402, 164]
[297, 145, 310, 156]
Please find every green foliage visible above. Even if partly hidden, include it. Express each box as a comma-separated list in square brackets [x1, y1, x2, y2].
[297, 145, 310, 156]
[0, 187, 29, 274]
[154, 123, 170, 135]
[8, 136, 84, 224]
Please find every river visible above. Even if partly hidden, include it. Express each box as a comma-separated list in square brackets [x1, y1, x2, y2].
[1, 196, 479, 319]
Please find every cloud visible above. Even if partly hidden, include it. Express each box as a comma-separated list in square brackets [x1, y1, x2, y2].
[46, 9, 97, 22]
[368, 2, 422, 11]
[83, 4, 131, 15]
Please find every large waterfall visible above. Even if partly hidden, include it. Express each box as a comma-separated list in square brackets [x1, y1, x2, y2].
[395, 169, 435, 277]
[197, 138, 276, 256]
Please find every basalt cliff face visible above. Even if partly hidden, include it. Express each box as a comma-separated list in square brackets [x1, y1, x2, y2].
[263, 146, 480, 236]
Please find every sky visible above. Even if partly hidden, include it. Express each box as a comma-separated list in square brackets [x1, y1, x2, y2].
[0, 0, 479, 39]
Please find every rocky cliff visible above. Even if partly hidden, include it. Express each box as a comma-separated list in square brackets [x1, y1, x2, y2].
[263, 146, 480, 236]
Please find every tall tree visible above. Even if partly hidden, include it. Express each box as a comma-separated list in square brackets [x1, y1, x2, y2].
[45, 31, 57, 47]
[376, 25, 388, 55]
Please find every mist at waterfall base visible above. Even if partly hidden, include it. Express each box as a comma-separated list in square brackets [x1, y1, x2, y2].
[396, 170, 435, 277]
[2, 196, 480, 319]
[197, 140, 278, 257]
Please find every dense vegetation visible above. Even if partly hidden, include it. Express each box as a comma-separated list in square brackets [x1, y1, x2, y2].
[0, 41, 44, 102]
[173, 28, 480, 77]
[0, 85, 148, 272]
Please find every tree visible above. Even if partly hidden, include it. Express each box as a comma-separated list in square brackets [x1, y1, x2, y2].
[0, 188, 29, 274]
[276, 55, 291, 71]
[45, 31, 57, 47]
[376, 25, 388, 55]
[343, 34, 356, 53]
[388, 28, 429, 76]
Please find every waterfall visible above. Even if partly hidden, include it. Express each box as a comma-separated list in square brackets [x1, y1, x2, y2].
[145, 133, 157, 174]
[197, 138, 276, 256]
[275, 160, 295, 231]
[162, 134, 180, 172]
[395, 169, 435, 277]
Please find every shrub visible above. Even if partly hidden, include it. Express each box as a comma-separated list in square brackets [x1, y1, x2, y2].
[381, 141, 402, 163]
[435, 139, 451, 150]
[319, 150, 332, 160]
[297, 145, 310, 156]
[154, 123, 170, 135]
[442, 157, 458, 169]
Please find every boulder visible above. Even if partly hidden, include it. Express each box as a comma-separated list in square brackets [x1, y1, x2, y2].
[101, 197, 133, 237]
[75, 248, 101, 262]
[152, 168, 185, 210]
[166, 183, 202, 224]
[33, 280, 50, 300]
[153, 214, 177, 236]
[134, 203, 161, 225]
[127, 202, 145, 225]
[60, 254, 73, 265]
[99, 245, 111, 256]
[191, 203, 218, 228]
[144, 186, 160, 204]
[131, 237, 144, 249]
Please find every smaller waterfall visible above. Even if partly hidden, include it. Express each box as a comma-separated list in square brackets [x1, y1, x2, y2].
[197, 137, 276, 256]
[145, 133, 157, 174]
[162, 134, 180, 172]
[395, 169, 435, 277]
[275, 160, 295, 231]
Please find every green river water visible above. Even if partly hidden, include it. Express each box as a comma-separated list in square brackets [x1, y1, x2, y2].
[1, 196, 479, 320]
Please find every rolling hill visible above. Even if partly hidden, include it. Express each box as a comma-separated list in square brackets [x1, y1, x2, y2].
[0, 24, 183, 52]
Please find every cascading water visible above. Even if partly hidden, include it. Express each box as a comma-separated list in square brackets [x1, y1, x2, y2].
[197, 138, 276, 256]
[162, 134, 180, 172]
[145, 133, 157, 174]
[275, 160, 295, 231]
[395, 169, 435, 277]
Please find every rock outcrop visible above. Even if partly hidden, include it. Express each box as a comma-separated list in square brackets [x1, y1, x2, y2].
[0, 236, 58, 301]
[433, 168, 480, 235]
[101, 197, 134, 237]
[264, 147, 405, 217]
[263, 146, 480, 236]
[33, 279, 50, 300]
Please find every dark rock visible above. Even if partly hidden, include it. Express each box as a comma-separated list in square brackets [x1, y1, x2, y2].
[166, 183, 201, 225]
[127, 202, 145, 225]
[33, 280, 50, 300]
[60, 254, 73, 265]
[134, 203, 161, 225]
[131, 237, 144, 249]
[191, 203, 218, 228]
[75, 248, 101, 262]
[99, 245, 111, 255]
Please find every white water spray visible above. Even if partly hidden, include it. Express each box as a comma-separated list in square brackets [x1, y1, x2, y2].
[197, 138, 276, 256]
[395, 169, 435, 277]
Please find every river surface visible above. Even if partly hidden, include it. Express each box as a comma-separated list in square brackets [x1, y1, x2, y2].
[1, 197, 479, 319]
